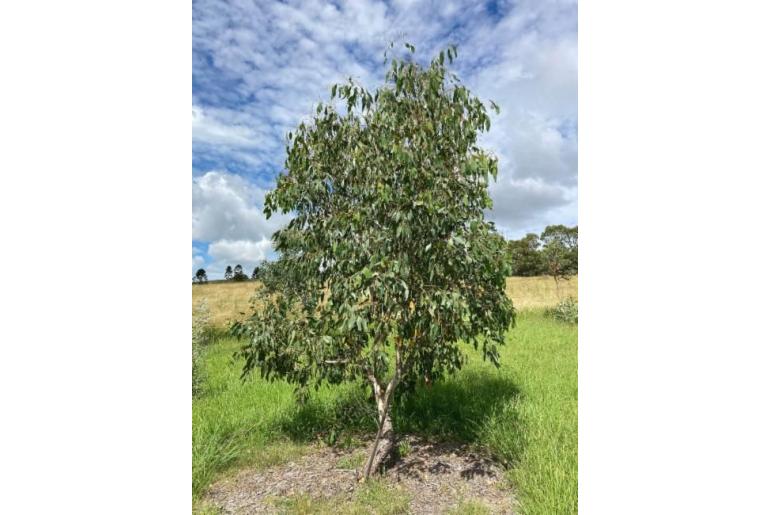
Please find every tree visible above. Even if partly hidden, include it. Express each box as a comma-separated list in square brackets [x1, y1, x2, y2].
[234, 44, 515, 479]
[233, 264, 248, 281]
[251, 266, 260, 280]
[540, 225, 578, 297]
[194, 268, 208, 283]
[507, 233, 544, 276]
[224, 265, 233, 281]
[541, 225, 577, 273]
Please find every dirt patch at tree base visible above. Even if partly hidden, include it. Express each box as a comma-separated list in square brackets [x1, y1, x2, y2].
[205, 435, 517, 514]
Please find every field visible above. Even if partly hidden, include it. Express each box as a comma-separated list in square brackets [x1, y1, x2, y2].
[192, 276, 578, 327]
[192, 277, 577, 514]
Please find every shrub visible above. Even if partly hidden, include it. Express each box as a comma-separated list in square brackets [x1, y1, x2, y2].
[546, 297, 578, 324]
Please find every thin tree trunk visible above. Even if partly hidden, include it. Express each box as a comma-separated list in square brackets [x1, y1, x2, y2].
[363, 375, 399, 480]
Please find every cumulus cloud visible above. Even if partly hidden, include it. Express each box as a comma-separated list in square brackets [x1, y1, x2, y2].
[192, 170, 289, 277]
[192, 170, 289, 242]
[208, 239, 274, 264]
[192, 254, 205, 272]
[192, 0, 577, 256]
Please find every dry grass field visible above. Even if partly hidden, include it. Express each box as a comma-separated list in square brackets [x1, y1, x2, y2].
[504, 275, 578, 309]
[192, 275, 578, 327]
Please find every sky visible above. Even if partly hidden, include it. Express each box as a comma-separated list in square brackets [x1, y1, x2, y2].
[192, 0, 577, 280]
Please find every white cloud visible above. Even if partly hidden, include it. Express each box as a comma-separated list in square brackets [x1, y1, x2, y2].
[192, 170, 289, 242]
[208, 238, 273, 264]
[192, 105, 267, 149]
[192, 254, 205, 273]
[192, 0, 577, 244]
[192, 170, 289, 277]
[200, 238, 274, 279]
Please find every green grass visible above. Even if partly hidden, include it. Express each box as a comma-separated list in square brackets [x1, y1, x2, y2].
[449, 500, 493, 515]
[336, 449, 367, 470]
[272, 480, 411, 514]
[192, 310, 577, 514]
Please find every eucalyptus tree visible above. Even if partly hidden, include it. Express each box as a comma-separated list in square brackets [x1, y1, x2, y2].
[508, 233, 545, 276]
[541, 224, 578, 274]
[233, 264, 248, 282]
[194, 268, 208, 283]
[234, 44, 515, 479]
[224, 265, 233, 281]
[541, 225, 578, 297]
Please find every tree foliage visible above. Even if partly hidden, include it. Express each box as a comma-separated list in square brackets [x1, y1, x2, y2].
[224, 265, 233, 281]
[234, 44, 515, 478]
[194, 268, 208, 283]
[540, 224, 578, 295]
[506, 225, 577, 278]
[232, 264, 249, 282]
[507, 233, 545, 276]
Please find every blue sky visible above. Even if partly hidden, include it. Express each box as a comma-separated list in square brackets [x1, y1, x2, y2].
[192, 0, 577, 279]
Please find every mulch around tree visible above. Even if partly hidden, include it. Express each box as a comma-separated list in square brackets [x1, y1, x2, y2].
[205, 435, 517, 514]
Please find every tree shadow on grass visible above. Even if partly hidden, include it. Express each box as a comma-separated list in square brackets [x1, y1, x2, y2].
[395, 370, 521, 438]
[275, 385, 377, 443]
[274, 369, 525, 467]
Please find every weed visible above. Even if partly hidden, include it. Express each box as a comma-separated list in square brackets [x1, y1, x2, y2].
[545, 297, 578, 324]
[192, 301, 210, 397]
[397, 439, 412, 458]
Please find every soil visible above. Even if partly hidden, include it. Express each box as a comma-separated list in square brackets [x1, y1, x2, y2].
[204, 435, 517, 514]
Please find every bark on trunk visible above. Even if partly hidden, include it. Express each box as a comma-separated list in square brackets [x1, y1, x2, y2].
[367, 407, 395, 476]
[362, 381, 398, 479]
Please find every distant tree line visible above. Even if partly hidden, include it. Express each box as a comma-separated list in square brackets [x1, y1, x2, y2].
[192, 262, 266, 283]
[507, 224, 578, 280]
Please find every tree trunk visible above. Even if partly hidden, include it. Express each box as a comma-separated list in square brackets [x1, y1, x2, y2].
[362, 380, 397, 479]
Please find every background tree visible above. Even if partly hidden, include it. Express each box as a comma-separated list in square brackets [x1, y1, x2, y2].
[224, 265, 233, 281]
[232, 264, 248, 282]
[540, 225, 578, 296]
[507, 233, 544, 276]
[233, 44, 515, 479]
[251, 265, 260, 280]
[194, 268, 208, 283]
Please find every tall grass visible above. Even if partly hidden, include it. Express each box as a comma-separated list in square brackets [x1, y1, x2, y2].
[192, 310, 577, 514]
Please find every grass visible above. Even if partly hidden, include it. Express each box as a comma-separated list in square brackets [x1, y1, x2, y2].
[192, 276, 577, 514]
[505, 276, 578, 309]
[192, 275, 578, 326]
[449, 500, 493, 515]
[336, 449, 367, 470]
[273, 480, 411, 514]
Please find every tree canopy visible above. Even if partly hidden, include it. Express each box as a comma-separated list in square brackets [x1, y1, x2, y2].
[540, 224, 578, 295]
[234, 44, 515, 478]
[506, 225, 577, 278]
[232, 264, 249, 282]
[507, 233, 545, 276]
